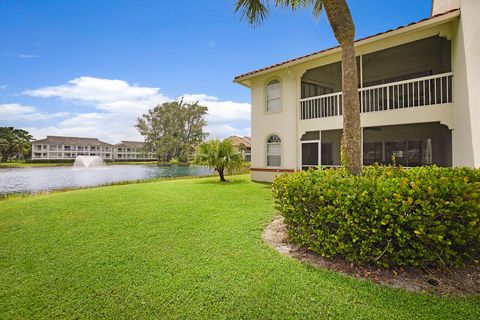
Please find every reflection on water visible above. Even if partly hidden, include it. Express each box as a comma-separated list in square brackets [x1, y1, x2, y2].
[0, 165, 213, 195]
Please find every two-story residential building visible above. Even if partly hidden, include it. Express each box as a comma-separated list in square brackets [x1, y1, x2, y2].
[31, 136, 113, 160]
[113, 141, 156, 160]
[228, 136, 252, 162]
[31, 137, 156, 161]
[234, 0, 480, 182]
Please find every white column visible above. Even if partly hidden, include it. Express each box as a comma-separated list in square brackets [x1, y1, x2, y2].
[359, 55, 363, 88]
[319, 131, 322, 168]
[360, 127, 364, 167]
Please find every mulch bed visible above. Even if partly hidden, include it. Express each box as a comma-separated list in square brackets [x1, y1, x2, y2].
[263, 216, 480, 296]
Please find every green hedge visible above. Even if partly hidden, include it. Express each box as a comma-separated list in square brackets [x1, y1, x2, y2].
[272, 166, 480, 267]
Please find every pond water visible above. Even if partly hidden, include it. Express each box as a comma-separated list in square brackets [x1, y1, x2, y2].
[0, 165, 214, 195]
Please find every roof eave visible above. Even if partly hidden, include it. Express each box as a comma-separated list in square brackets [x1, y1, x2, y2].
[233, 9, 460, 84]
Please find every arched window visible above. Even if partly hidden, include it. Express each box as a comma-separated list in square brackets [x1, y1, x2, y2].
[266, 79, 281, 112]
[267, 134, 281, 166]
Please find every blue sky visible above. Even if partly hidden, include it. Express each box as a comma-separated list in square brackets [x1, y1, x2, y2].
[0, 0, 432, 142]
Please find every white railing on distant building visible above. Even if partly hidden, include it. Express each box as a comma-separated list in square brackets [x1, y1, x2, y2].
[300, 72, 453, 120]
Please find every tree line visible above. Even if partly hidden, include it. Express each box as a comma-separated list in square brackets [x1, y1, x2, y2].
[0, 127, 32, 162]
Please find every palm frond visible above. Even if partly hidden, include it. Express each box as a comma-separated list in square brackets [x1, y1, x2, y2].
[234, 0, 269, 27]
[194, 139, 243, 174]
[274, 0, 311, 11]
[235, 0, 324, 25]
[312, 0, 323, 18]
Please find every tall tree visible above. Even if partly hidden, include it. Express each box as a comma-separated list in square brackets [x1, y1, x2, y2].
[0, 127, 33, 162]
[136, 100, 208, 162]
[235, 0, 361, 174]
[194, 139, 243, 182]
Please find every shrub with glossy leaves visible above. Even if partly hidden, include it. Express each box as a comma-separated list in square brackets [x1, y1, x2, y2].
[272, 165, 480, 267]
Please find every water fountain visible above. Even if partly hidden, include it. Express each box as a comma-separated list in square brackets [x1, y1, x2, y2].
[73, 156, 106, 169]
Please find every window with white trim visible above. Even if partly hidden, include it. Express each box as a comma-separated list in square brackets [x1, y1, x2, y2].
[266, 79, 281, 112]
[267, 135, 281, 166]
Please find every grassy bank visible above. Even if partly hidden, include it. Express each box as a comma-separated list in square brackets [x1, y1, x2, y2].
[0, 161, 74, 168]
[0, 161, 160, 168]
[110, 161, 159, 165]
[0, 161, 250, 168]
[0, 175, 478, 319]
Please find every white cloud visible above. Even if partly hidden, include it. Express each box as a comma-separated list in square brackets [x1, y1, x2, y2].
[24, 76, 169, 114]
[0, 103, 69, 121]
[206, 124, 251, 140]
[181, 93, 250, 124]
[0, 85, 7, 90]
[18, 54, 40, 59]
[0, 103, 35, 114]
[181, 93, 251, 139]
[5, 53, 40, 59]
[18, 76, 251, 142]
[25, 116, 141, 144]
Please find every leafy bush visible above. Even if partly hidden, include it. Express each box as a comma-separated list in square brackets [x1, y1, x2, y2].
[272, 166, 480, 267]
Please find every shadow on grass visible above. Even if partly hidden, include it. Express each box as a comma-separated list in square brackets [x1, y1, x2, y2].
[252, 181, 272, 187]
[196, 175, 272, 191]
[196, 177, 250, 186]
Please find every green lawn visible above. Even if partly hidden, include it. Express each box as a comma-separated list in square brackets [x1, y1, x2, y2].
[0, 175, 478, 319]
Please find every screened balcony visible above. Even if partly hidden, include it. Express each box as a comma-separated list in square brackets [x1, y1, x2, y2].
[300, 122, 452, 170]
[300, 36, 452, 120]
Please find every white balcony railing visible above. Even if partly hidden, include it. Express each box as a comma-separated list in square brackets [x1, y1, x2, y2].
[300, 72, 453, 120]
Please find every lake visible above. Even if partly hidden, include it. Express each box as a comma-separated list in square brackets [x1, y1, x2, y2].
[0, 165, 214, 195]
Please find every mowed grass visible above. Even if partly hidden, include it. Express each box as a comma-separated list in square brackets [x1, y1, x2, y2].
[0, 175, 478, 319]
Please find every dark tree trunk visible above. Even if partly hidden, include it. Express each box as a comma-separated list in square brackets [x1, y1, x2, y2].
[323, 0, 362, 175]
[1, 152, 8, 163]
[218, 169, 227, 182]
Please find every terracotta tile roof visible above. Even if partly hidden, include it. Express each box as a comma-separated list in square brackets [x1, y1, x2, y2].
[234, 9, 460, 81]
[228, 135, 252, 148]
[33, 136, 112, 146]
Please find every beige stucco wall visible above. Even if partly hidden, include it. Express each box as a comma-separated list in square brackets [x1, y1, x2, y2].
[250, 69, 300, 182]
[432, 0, 460, 15]
[451, 0, 480, 167]
[251, 170, 288, 183]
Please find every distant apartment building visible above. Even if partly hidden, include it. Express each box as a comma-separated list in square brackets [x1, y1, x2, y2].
[32, 136, 113, 160]
[228, 136, 252, 162]
[31, 136, 156, 161]
[113, 141, 156, 160]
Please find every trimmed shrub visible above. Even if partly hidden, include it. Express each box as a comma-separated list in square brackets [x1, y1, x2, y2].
[272, 166, 480, 267]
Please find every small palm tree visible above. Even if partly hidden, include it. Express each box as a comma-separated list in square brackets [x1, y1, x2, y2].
[194, 139, 243, 182]
[235, 0, 361, 174]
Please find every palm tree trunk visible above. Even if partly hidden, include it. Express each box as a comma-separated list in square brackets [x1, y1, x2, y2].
[323, 0, 362, 175]
[218, 168, 227, 182]
[340, 41, 362, 175]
